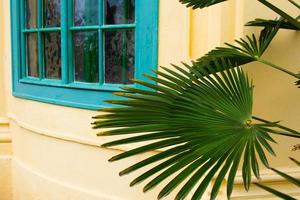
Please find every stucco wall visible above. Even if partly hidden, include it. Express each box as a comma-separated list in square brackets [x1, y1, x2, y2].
[0, 0, 299, 200]
[0, 0, 12, 199]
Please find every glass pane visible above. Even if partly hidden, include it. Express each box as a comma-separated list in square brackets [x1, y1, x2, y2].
[26, 33, 39, 77]
[25, 0, 37, 28]
[44, 32, 61, 79]
[44, 0, 61, 27]
[104, 0, 135, 24]
[73, 31, 99, 83]
[104, 30, 134, 84]
[74, 0, 98, 26]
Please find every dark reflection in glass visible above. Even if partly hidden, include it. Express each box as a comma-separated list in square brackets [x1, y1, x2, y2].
[44, 0, 61, 27]
[104, 29, 134, 84]
[26, 0, 37, 28]
[74, 0, 98, 26]
[104, 0, 135, 24]
[44, 32, 61, 79]
[73, 31, 99, 83]
[26, 33, 39, 77]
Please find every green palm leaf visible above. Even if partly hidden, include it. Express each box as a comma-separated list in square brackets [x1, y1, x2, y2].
[192, 23, 280, 75]
[179, 0, 228, 9]
[254, 158, 300, 200]
[258, 0, 300, 30]
[246, 18, 300, 30]
[93, 60, 300, 200]
[191, 19, 300, 84]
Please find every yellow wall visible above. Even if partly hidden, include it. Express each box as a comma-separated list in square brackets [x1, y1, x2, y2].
[0, 0, 12, 199]
[0, 0, 299, 200]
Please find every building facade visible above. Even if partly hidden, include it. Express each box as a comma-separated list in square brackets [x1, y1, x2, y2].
[0, 0, 299, 199]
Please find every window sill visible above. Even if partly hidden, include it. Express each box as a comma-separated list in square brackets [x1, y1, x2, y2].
[20, 77, 133, 92]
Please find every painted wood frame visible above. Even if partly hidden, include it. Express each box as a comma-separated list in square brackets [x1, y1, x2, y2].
[11, 0, 158, 109]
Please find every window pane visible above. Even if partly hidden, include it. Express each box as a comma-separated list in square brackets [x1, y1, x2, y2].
[74, 0, 98, 26]
[44, 0, 61, 27]
[44, 32, 61, 79]
[26, 33, 39, 77]
[104, 30, 134, 84]
[104, 0, 135, 24]
[73, 31, 99, 83]
[25, 0, 37, 28]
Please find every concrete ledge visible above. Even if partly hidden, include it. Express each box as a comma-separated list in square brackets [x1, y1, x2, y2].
[12, 158, 127, 200]
[0, 156, 12, 200]
[8, 113, 135, 151]
[0, 133, 12, 143]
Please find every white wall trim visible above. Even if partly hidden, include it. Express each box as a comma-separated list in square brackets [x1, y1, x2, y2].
[7, 113, 156, 152]
[0, 117, 11, 143]
[232, 191, 300, 200]
[12, 158, 128, 200]
[8, 113, 300, 186]
[235, 166, 300, 184]
[8, 113, 103, 147]
[0, 155, 12, 160]
[0, 133, 11, 143]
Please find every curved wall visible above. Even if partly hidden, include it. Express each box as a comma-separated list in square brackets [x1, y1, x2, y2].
[1, 0, 299, 200]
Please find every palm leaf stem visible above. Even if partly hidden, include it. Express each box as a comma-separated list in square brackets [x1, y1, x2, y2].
[252, 116, 300, 136]
[257, 58, 300, 79]
[288, 0, 300, 9]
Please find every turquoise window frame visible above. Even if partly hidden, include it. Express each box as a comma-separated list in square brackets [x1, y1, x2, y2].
[11, 0, 158, 110]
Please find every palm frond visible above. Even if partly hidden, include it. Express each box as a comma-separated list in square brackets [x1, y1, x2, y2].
[258, 0, 300, 30]
[254, 158, 300, 200]
[246, 18, 300, 30]
[179, 0, 228, 9]
[93, 60, 299, 200]
[192, 22, 281, 75]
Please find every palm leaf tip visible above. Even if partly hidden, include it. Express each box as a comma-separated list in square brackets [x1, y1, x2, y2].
[296, 73, 300, 87]
[255, 158, 300, 199]
[289, 157, 300, 166]
[179, 0, 228, 9]
[246, 18, 300, 30]
[93, 62, 288, 200]
[254, 183, 297, 200]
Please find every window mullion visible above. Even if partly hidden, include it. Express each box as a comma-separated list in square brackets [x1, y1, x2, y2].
[61, 0, 69, 84]
[37, 0, 43, 80]
[67, 0, 74, 83]
[98, 0, 104, 84]
[20, 0, 26, 78]
[121, 0, 129, 83]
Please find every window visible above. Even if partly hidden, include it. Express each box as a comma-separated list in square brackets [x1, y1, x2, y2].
[11, 0, 158, 109]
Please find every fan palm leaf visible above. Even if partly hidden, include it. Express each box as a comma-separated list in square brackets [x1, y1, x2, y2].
[255, 157, 300, 200]
[93, 60, 300, 200]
